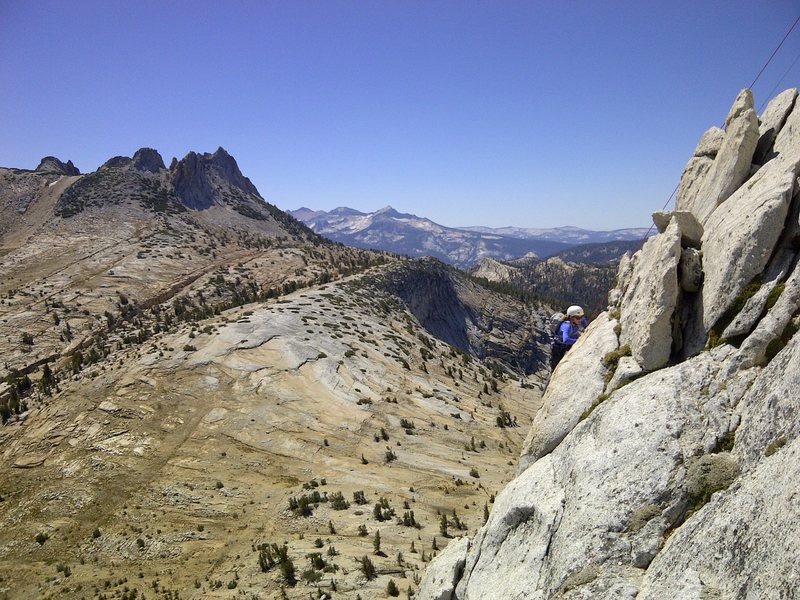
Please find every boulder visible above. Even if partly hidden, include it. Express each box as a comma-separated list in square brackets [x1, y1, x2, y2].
[694, 126, 725, 158]
[677, 89, 760, 225]
[619, 218, 681, 371]
[679, 247, 702, 293]
[767, 88, 800, 162]
[674, 127, 724, 215]
[652, 210, 704, 247]
[608, 252, 634, 309]
[416, 536, 470, 600]
[753, 88, 798, 164]
[518, 313, 619, 471]
[701, 156, 799, 331]
[606, 355, 643, 392]
[675, 156, 713, 218]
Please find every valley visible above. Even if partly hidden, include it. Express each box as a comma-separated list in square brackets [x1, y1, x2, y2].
[0, 151, 552, 599]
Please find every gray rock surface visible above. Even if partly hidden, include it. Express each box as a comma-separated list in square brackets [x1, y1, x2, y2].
[678, 89, 759, 225]
[735, 255, 800, 368]
[753, 88, 797, 164]
[733, 330, 800, 469]
[417, 536, 470, 600]
[452, 348, 750, 600]
[131, 147, 166, 173]
[721, 245, 795, 339]
[701, 155, 799, 331]
[518, 313, 619, 471]
[638, 436, 800, 600]
[619, 218, 681, 371]
[679, 247, 702, 293]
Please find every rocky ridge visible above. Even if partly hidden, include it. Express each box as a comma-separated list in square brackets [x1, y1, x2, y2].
[290, 206, 648, 268]
[418, 88, 800, 599]
[0, 149, 555, 598]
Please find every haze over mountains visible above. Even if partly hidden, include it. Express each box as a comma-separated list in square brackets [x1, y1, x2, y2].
[290, 206, 648, 268]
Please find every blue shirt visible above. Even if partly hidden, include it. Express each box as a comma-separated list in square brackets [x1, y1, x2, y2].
[557, 318, 587, 346]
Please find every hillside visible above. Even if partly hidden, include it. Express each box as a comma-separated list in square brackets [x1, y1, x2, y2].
[470, 255, 618, 317]
[0, 149, 553, 599]
[418, 88, 800, 599]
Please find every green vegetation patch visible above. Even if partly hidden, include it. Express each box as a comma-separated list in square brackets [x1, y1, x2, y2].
[686, 453, 740, 511]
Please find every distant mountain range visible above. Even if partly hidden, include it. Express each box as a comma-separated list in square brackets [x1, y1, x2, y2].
[289, 206, 650, 267]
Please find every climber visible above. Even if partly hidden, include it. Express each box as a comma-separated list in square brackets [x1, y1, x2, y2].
[550, 305, 587, 369]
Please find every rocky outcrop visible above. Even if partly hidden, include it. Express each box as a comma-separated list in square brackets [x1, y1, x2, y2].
[518, 313, 618, 470]
[170, 147, 260, 210]
[131, 147, 166, 173]
[753, 88, 797, 164]
[418, 88, 800, 599]
[618, 218, 681, 371]
[676, 89, 760, 225]
[35, 156, 80, 175]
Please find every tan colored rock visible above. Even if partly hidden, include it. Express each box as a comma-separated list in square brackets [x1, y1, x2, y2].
[619, 219, 681, 371]
[695, 126, 725, 158]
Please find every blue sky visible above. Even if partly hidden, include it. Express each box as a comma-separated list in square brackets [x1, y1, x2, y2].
[2, 1, 799, 229]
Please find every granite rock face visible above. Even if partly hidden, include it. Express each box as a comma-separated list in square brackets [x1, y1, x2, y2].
[619, 218, 681, 371]
[676, 89, 759, 225]
[418, 88, 800, 599]
[518, 313, 619, 471]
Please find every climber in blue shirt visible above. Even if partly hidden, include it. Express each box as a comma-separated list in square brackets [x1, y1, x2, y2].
[550, 305, 587, 369]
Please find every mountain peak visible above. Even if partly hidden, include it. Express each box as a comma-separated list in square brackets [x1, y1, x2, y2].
[170, 147, 259, 210]
[36, 156, 80, 176]
[132, 148, 166, 173]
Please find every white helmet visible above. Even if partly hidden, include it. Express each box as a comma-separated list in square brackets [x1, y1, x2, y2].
[567, 305, 584, 318]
